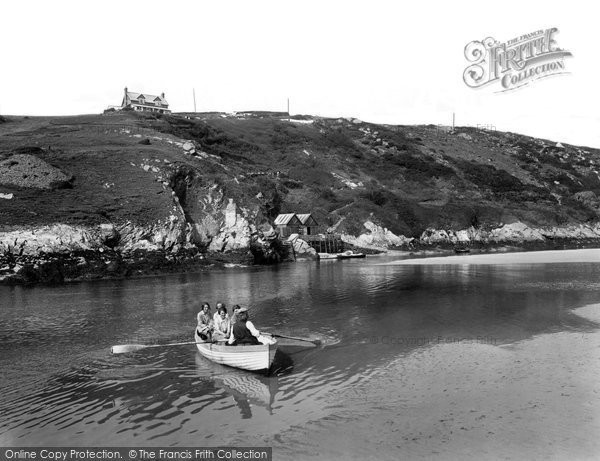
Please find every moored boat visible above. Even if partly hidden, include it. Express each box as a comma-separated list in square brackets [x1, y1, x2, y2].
[454, 245, 470, 254]
[337, 250, 366, 259]
[194, 330, 278, 372]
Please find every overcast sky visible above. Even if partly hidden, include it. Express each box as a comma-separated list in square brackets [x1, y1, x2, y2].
[1, 0, 598, 147]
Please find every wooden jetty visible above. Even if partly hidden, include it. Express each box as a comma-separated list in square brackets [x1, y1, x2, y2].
[303, 234, 345, 254]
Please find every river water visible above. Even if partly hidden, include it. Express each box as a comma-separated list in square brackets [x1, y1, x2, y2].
[1, 252, 600, 459]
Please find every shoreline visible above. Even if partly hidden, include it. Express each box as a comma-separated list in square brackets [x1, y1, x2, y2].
[4, 240, 600, 286]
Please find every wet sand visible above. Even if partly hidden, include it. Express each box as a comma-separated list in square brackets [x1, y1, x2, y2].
[382, 248, 600, 266]
[270, 304, 600, 460]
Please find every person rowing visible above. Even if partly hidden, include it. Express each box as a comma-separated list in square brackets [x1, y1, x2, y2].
[228, 307, 275, 346]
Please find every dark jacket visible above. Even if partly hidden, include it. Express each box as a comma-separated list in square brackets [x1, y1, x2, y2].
[231, 320, 260, 345]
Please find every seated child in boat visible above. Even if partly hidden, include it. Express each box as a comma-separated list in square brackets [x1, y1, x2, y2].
[228, 308, 275, 346]
[212, 305, 231, 342]
[196, 302, 214, 341]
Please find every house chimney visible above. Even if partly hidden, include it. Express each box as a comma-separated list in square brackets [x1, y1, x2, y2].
[161, 92, 165, 99]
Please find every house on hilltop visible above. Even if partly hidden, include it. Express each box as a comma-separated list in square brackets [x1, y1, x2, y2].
[121, 87, 171, 114]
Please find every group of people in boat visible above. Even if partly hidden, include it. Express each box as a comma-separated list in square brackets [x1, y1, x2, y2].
[196, 302, 274, 346]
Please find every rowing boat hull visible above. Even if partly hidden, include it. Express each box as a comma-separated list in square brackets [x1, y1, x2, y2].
[337, 252, 366, 259]
[194, 331, 277, 371]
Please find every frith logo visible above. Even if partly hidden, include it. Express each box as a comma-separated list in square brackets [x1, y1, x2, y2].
[463, 28, 572, 92]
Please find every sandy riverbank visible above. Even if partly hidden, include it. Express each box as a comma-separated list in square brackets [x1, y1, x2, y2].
[269, 303, 600, 460]
[382, 248, 600, 265]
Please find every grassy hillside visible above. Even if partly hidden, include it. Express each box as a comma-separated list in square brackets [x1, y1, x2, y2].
[1, 111, 600, 239]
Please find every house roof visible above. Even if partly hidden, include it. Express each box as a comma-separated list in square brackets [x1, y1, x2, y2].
[126, 91, 168, 105]
[274, 213, 301, 226]
[296, 213, 318, 226]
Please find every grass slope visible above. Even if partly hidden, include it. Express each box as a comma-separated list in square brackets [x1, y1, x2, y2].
[1, 111, 599, 238]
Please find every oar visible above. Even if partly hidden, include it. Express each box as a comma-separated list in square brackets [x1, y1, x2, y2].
[112, 334, 322, 353]
[265, 333, 322, 346]
[111, 341, 204, 354]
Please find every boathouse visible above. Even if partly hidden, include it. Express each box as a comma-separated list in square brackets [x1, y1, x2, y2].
[121, 87, 171, 114]
[296, 213, 319, 235]
[274, 213, 302, 237]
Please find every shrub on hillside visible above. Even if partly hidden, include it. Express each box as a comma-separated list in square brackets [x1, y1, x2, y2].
[354, 187, 424, 237]
[454, 159, 523, 192]
[360, 186, 388, 206]
[576, 172, 600, 193]
[270, 123, 311, 149]
[312, 187, 347, 212]
[317, 187, 337, 202]
[382, 152, 455, 180]
[322, 127, 356, 150]
[151, 115, 262, 159]
[514, 139, 539, 152]
[281, 178, 303, 189]
[321, 127, 365, 158]
[248, 176, 285, 220]
[546, 172, 580, 191]
[514, 150, 536, 164]
[288, 165, 331, 186]
[538, 152, 574, 171]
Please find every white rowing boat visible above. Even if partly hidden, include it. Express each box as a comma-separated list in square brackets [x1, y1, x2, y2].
[318, 252, 339, 260]
[194, 330, 278, 372]
[337, 250, 366, 259]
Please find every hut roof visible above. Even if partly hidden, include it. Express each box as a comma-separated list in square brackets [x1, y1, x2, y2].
[274, 213, 302, 226]
[296, 213, 318, 226]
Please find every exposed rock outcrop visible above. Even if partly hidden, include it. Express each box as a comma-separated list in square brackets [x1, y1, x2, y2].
[0, 153, 73, 189]
[338, 220, 600, 253]
[0, 194, 291, 283]
[206, 199, 252, 252]
[287, 234, 318, 260]
[418, 222, 600, 248]
[488, 222, 545, 242]
[342, 221, 414, 249]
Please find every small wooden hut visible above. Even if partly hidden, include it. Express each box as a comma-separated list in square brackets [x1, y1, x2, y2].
[274, 213, 302, 237]
[296, 213, 319, 235]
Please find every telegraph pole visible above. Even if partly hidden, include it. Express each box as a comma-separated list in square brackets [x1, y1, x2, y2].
[193, 88, 197, 113]
[287, 97, 290, 121]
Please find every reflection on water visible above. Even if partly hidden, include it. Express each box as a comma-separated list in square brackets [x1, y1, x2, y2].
[1, 255, 600, 448]
[197, 355, 279, 418]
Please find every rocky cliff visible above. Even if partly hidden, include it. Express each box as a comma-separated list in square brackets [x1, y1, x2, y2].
[0, 201, 285, 283]
[345, 220, 600, 251]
